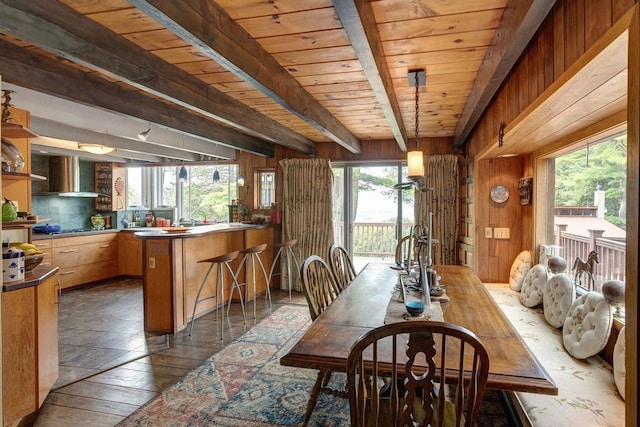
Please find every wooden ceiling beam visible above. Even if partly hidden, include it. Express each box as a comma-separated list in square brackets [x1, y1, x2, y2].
[453, 0, 557, 149]
[0, 39, 271, 158]
[0, 0, 314, 156]
[128, 0, 361, 154]
[333, 0, 408, 152]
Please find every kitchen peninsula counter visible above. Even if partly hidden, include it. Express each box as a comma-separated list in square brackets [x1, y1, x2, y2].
[134, 223, 277, 333]
[1, 265, 59, 292]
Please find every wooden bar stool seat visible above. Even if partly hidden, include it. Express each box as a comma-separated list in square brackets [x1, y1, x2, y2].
[188, 250, 242, 339]
[229, 243, 271, 320]
[268, 239, 300, 301]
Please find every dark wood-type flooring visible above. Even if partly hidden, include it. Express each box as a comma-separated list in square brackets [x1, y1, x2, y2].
[19, 278, 303, 427]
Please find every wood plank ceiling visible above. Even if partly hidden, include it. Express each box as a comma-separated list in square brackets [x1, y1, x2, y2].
[0, 0, 554, 161]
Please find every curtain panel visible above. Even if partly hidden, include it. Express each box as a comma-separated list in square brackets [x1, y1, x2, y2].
[415, 154, 460, 265]
[280, 158, 335, 290]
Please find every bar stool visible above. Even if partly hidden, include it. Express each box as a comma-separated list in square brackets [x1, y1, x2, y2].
[268, 239, 300, 301]
[188, 250, 242, 339]
[229, 243, 271, 320]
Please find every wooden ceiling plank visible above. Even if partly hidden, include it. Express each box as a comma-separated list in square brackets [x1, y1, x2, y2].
[215, 0, 333, 20]
[382, 28, 497, 56]
[130, 0, 361, 153]
[371, 0, 508, 23]
[334, 0, 408, 151]
[378, 9, 504, 41]
[453, 0, 557, 148]
[0, 39, 272, 157]
[258, 28, 352, 54]
[0, 0, 315, 155]
[236, 7, 342, 38]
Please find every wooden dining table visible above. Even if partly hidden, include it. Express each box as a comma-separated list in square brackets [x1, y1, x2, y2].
[280, 262, 558, 395]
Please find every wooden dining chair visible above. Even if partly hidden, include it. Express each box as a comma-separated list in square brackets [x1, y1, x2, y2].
[328, 243, 357, 291]
[346, 321, 490, 427]
[300, 255, 346, 425]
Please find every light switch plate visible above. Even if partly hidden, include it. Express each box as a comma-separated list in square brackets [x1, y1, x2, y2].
[494, 228, 510, 239]
[484, 227, 493, 238]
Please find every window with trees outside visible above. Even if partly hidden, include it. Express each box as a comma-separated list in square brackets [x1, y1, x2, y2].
[332, 164, 414, 271]
[552, 134, 626, 318]
[126, 164, 239, 224]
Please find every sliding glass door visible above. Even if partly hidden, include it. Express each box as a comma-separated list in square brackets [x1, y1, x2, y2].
[332, 164, 414, 271]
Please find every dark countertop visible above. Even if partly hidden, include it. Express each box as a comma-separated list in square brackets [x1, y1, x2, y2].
[32, 228, 120, 240]
[30, 223, 278, 240]
[134, 222, 276, 239]
[2, 265, 59, 292]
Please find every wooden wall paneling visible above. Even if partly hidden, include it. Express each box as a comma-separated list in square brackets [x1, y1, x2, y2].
[526, 38, 540, 106]
[613, 0, 638, 22]
[518, 55, 529, 115]
[564, 0, 586, 68]
[553, 2, 566, 80]
[586, 0, 613, 47]
[475, 158, 524, 282]
[539, 15, 555, 91]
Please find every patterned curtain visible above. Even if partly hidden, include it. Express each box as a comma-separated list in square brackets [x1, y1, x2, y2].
[280, 158, 335, 291]
[415, 154, 459, 265]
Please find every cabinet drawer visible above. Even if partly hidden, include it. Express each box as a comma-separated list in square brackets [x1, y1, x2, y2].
[33, 239, 53, 267]
[58, 260, 119, 290]
[52, 241, 118, 268]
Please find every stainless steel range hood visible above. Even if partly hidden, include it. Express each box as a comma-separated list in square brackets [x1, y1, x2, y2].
[46, 156, 100, 197]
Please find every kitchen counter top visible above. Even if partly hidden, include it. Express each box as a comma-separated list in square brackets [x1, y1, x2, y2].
[2, 265, 59, 292]
[133, 222, 275, 239]
[30, 224, 276, 240]
[31, 228, 120, 240]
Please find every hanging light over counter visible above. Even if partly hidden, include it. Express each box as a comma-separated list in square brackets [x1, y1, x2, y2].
[407, 68, 426, 180]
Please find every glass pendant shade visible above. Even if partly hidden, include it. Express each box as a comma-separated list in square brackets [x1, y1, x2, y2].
[179, 165, 188, 181]
[407, 151, 424, 178]
[79, 143, 115, 155]
[213, 169, 220, 182]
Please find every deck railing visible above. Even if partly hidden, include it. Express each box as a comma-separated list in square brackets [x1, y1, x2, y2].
[556, 226, 626, 291]
[333, 221, 413, 260]
[334, 222, 627, 291]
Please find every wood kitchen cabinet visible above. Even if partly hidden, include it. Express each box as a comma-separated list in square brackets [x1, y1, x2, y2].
[95, 162, 126, 211]
[119, 231, 143, 276]
[2, 268, 59, 427]
[52, 232, 119, 290]
[32, 238, 52, 268]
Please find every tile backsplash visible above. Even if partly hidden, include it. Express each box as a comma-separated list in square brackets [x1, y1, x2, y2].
[31, 195, 97, 230]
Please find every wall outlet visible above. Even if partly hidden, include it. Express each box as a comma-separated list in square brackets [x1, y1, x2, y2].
[484, 227, 493, 238]
[149, 257, 156, 269]
[494, 228, 510, 239]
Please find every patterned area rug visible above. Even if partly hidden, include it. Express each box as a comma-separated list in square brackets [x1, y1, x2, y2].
[118, 305, 512, 426]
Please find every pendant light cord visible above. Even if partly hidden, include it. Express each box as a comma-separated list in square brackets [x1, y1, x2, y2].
[414, 71, 420, 149]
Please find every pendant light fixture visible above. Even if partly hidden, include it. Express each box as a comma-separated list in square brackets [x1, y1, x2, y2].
[179, 165, 188, 181]
[407, 69, 426, 179]
[179, 134, 188, 181]
[212, 169, 220, 182]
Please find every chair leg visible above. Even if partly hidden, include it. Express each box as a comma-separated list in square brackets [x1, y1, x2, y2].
[304, 370, 328, 426]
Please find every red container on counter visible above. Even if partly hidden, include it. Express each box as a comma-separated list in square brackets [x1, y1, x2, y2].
[270, 210, 281, 224]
